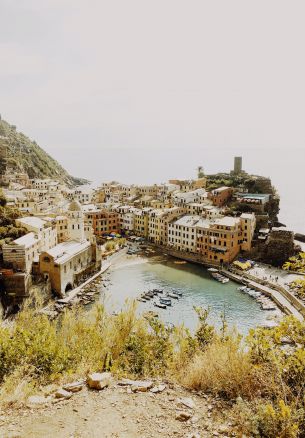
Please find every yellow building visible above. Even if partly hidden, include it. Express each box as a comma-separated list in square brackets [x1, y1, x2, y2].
[134, 208, 151, 238]
[240, 213, 256, 252]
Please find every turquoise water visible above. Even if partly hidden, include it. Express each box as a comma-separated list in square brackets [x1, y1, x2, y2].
[103, 256, 275, 335]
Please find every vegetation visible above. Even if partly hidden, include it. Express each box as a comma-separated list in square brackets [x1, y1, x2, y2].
[0, 190, 27, 249]
[1, 299, 305, 436]
[283, 253, 305, 274]
[104, 238, 126, 252]
[289, 279, 305, 300]
[0, 119, 87, 187]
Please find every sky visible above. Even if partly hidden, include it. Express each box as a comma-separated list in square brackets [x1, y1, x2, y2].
[0, 0, 305, 230]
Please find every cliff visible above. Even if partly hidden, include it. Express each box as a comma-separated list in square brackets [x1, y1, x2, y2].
[0, 118, 88, 187]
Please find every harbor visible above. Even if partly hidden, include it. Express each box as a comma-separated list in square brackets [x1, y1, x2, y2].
[100, 250, 284, 334]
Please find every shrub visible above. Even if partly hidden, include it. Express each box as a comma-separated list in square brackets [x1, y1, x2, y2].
[180, 336, 265, 399]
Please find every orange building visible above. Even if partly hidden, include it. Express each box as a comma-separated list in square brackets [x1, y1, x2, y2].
[209, 186, 233, 207]
[85, 210, 119, 237]
[197, 216, 243, 264]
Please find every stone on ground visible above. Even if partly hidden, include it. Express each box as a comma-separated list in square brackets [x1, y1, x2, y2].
[150, 384, 166, 393]
[27, 395, 50, 406]
[177, 397, 196, 409]
[87, 372, 112, 390]
[63, 381, 84, 393]
[175, 411, 192, 421]
[55, 388, 73, 399]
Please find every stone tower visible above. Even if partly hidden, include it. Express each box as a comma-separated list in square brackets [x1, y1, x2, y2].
[67, 200, 85, 243]
[233, 156, 242, 174]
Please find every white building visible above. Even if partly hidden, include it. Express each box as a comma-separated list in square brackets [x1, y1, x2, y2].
[39, 200, 100, 296]
[3, 233, 40, 273]
[74, 187, 95, 204]
[15, 216, 57, 252]
[66, 200, 86, 242]
[168, 215, 210, 253]
[172, 188, 207, 206]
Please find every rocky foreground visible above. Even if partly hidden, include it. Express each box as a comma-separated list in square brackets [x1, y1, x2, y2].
[0, 374, 235, 438]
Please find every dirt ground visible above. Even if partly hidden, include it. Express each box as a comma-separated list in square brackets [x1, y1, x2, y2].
[0, 382, 234, 438]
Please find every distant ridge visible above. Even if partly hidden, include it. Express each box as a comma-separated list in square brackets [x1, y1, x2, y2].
[0, 117, 88, 187]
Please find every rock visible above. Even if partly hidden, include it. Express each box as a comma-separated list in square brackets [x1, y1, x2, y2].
[87, 372, 112, 390]
[177, 397, 196, 409]
[55, 388, 73, 399]
[118, 378, 153, 390]
[63, 381, 84, 393]
[27, 395, 50, 406]
[118, 378, 153, 392]
[150, 384, 166, 393]
[175, 411, 192, 421]
[218, 425, 230, 434]
[131, 384, 150, 393]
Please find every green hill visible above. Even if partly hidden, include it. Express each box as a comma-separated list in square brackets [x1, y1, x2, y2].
[0, 118, 88, 186]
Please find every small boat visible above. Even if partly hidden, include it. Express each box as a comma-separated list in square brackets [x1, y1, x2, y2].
[174, 260, 187, 265]
[211, 273, 229, 284]
[160, 298, 172, 306]
[142, 295, 152, 301]
[141, 294, 150, 301]
[145, 291, 155, 298]
[152, 289, 163, 294]
[137, 298, 146, 303]
[208, 267, 219, 273]
[167, 292, 179, 299]
[173, 290, 183, 296]
[261, 303, 277, 311]
[247, 289, 261, 298]
[154, 301, 167, 309]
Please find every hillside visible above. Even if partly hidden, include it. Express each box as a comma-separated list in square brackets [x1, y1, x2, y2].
[0, 118, 88, 186]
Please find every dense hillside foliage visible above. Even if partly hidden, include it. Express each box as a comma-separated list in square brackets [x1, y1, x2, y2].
[0, 191, 26, 250]
[0, 118, 87, 186]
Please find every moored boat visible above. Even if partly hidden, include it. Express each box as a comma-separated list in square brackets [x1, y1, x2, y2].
[160, 297, 172, 306]
[167, 292, 179, 299]
[154, 301, 167, 309]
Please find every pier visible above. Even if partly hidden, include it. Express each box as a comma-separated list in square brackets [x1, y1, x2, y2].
[221, 268, 304, 321]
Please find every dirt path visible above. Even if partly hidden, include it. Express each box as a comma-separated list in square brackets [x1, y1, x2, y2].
[0, 382, 233, 438]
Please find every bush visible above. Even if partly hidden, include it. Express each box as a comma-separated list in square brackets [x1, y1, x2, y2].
[180, 336, 265, 399]
[1, 300, 305, 437]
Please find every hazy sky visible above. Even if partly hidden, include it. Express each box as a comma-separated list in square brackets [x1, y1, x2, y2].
[0, 1, 305, 183]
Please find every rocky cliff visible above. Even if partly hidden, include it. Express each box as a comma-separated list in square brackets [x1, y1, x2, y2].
[0, 118, 88, 187]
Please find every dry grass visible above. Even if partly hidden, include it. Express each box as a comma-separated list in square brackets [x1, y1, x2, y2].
[179, 336, 265, 399]
[1, 299, 305, 436]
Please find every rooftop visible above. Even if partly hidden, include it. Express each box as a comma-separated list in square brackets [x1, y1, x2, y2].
[240, 213, 255, 219]
[17, 216, 47, 230]
[214, 217, 240, 227]
[212, 186, 230, 193]
[11, 232, 39, 248]
[43, 240, 90, 264]
[172, 215, 211, 228]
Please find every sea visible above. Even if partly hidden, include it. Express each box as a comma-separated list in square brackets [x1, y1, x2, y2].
[102, 255, 280, 335]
